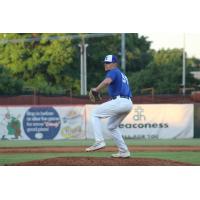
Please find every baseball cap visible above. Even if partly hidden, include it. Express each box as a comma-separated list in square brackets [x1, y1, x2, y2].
[103, 55, 118, 63]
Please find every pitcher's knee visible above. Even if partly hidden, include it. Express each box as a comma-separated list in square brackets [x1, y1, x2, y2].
[92, 107, 107, 118]
[107, 123, 117, 131]
[91, 108, 99, 117]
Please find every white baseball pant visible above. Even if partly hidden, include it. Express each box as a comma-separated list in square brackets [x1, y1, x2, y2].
[91, 96, 133, 152]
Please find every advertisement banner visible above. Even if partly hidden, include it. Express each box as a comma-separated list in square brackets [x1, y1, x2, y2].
[0, 104, 194, 140]
[0, 106, 86, 140]
[85, 104, 194, 139]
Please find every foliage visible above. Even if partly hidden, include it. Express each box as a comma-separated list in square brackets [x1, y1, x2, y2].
[0, 34, 199, 96]
[0, 65, 23, 95]
[84, 33, 152, 89]
[129, 49, 200, 95]
[125, 34, 153, 72]
[0, 33, 78, 95]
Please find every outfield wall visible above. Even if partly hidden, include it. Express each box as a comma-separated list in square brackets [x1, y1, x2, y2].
[0, 104, 195, 140]
[194, 104, 200, 138]
[85, 104, 193, 139]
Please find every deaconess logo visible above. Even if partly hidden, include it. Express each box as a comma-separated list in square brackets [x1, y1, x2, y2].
[132, 106, 146, 121]
[119, 106, 169, 129]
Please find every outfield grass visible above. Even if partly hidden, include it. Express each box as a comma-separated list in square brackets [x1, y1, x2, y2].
[0, 138, 200, 147]
[0, 139, 200, 165]
[1, 151, 200, 165]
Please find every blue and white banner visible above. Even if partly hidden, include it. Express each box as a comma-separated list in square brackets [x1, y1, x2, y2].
[0, 106, 86, 140]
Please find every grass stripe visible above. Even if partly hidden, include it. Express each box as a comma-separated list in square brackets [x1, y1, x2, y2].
[0, 139, 200, 147]
[1, 151, 200, 165]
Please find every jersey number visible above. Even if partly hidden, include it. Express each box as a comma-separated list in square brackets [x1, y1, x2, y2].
[121, 73, 129, 85]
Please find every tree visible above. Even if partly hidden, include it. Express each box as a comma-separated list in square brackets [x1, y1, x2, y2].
[84, 33, 152, 90]
[0, 65, 23, 95]
[125, 34, 152, 72]
[128, 48, 199, 95]
[152, 48, 183, 66]
[0, 33, 79, 95]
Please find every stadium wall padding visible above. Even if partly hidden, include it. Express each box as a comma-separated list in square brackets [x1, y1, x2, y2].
[194, 104, 200, 138]
[0, 104, 196, 140]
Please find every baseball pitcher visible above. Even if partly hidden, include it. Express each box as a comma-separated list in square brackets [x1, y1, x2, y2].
[86, 55, 133, 158]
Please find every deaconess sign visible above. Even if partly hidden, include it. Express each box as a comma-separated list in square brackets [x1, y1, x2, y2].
[119, 106, 168, 129]
[119, 104, 194, 139]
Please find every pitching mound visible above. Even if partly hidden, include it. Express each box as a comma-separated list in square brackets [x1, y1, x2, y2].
[13, 157, 192, 166]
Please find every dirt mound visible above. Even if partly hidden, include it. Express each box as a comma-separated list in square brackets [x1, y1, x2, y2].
[13, 157, 193, 166]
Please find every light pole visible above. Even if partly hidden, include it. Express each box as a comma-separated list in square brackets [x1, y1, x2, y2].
[182, 33, 186, 96]
[121, 33, 126, 72]
[79, 36, 88, 95]
[83, 43, 88, 95]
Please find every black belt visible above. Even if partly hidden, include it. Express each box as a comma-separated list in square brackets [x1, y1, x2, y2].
[112, 95, 130, 100]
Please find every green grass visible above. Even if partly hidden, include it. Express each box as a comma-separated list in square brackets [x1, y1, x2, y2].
[0, 139, 200, 165]
[125, 138, 200, 146]
[0, 138, 200, 147]
[1, 151, 200, 165]
[135, 152, 200, 165]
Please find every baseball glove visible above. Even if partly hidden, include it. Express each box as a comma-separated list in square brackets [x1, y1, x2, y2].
[89, 89, 102, 103]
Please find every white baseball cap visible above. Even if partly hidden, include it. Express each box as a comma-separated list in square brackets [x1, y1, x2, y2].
[103, 55, 118, 63]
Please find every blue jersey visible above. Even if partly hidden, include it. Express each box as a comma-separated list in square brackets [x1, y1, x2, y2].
[105, 67, 132, 98]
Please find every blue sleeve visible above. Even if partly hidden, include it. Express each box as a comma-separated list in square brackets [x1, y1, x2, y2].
[106, 70, 116, 81]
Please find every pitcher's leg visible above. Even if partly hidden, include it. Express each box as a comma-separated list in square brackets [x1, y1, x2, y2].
[90, 101, 117, 142]
[85, 104, 110, 152]
[91, 113, 104, 142]
[85, 112, 106, 152]
[107, 114, 129, 152]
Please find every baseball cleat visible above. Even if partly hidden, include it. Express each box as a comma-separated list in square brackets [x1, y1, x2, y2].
[85, 141, 106, 152]
[111, 151, 130, 158]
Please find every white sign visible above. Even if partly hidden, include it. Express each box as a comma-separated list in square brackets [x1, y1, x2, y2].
[85, 104, 194, 139]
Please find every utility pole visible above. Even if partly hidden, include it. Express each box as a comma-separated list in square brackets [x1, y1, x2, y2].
[121, 33, 126, 72]
[83, 43, 88, 95]
[79, 36, 88, 95]
[182, 33, 186, 96]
